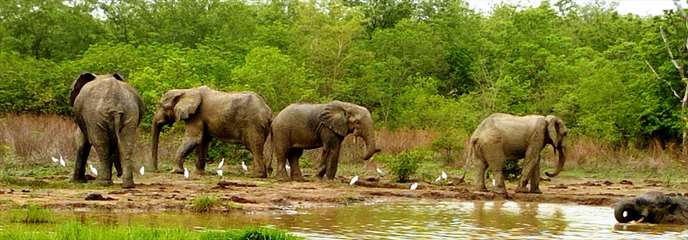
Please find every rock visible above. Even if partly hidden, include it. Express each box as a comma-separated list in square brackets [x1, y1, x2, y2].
[21, 189, 30, 193]
[229, 195, 257, 204]
[85, 193, 115, 201]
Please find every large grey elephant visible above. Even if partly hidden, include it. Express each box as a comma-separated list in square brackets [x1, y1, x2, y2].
[151, 86, 272, 177]
[70, 72, 145, 188]
[614, 192, 688, 224]
[463, 113, 567, 194]
[270, 101, 380, 181]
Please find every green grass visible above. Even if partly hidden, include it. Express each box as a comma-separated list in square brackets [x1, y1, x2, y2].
[0, 222, 301, 240]
[191, 195, 220, 213]
[8, 205, 54, 224]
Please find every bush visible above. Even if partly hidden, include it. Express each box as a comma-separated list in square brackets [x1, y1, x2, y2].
[381, 150, 432, 182]
[190, 195, 219, 213]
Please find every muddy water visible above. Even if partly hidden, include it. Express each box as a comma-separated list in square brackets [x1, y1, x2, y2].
[7, 201, 688, 239]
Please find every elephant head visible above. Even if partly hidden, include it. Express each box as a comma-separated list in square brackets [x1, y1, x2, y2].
[544, 115, 567, 178]
[70, 72, 124, 106]
[319, 101, 381, 160]
[614, 192, 684, 224]
[151, 88, 202, 170]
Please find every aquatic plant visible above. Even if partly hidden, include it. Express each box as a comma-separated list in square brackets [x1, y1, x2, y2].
[8, 204, 54, 224]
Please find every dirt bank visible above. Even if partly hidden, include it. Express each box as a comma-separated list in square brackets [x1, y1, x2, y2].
[2, 173, 687, 214]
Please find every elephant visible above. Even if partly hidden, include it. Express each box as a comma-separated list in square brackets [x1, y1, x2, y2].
[462, 113, 568, 195]
[614, 192, 688, 224]
[270, 101, 381, 181]
[151, 86, 272, 177]
[70, 72, 145, 188]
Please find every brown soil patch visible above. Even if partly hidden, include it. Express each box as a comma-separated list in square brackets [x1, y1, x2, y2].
[0, 173, 685, 213]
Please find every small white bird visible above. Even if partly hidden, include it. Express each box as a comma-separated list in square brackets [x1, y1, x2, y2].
[216, 169, 223, 176]
[218, 158, 225, 169]
[434, 175, 442, 183]
[240, 161, 248, 172]
[89, 164, 98, 176]
[349, 175, 359, 185]
[51, 156, 59, 163]
[410, 182, 419, 190]
[441, 171, 448, 180]
[376, 167, 384, 176]
[492, 178, 496, 187]
[285, 163, 291, 172]
[184, 167, 190, 179]
[59, 155, 66, 167]
[139, 166, 145, 176]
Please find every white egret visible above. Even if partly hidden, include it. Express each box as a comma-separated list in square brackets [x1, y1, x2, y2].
[218, 158, 225, 169]
[241, 161, 248, 172]
[59, 154, 66, 167]
[89, 164, 98, 176]
[216, 169, 223, 176]
[410, 182, 418, 190]
[184, 167, 190, 179]
[139, 166, 145, 176]
[349, 175, 359, 185]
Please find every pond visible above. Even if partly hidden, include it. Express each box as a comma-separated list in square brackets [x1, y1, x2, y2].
[4, 201, 688, 239]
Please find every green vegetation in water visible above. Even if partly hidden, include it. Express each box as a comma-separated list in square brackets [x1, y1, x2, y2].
[8, 205, 54, 224]
[191, 195, 220, 213]
[0, 222, 301, 240]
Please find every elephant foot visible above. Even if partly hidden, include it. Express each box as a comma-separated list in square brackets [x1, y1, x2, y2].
[493, 188, 508, 195]
[529, 188, 542, 194]
[514, 186, 528, 193]
[170, 168, 184, 174]
[291, 176, 306, 182]
[121, 181, 135, 189]
[71, 177, 87, 184]
[95, 179, 113, 186]
[474, 186, 488, 192]
[250, 171, 267, 178]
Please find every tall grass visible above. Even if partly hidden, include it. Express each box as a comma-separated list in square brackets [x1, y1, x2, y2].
[8, 205, 54, 224]
[191, 195, 220, 213]
[0, 222, 301, 240]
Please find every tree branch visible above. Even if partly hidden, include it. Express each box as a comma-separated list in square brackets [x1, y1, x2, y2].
[646, 60, 681, 99]
[660, 26, 686, 79]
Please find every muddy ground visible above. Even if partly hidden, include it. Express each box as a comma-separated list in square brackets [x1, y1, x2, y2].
[2, 172, 687, 214]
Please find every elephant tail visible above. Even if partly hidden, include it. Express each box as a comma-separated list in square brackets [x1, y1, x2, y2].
[113, 112, 124, 178]
[263, 118, 274, 175]
[459, 138, 479, 182]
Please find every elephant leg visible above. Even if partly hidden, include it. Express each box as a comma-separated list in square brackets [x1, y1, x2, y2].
[516, 145, 544, 193]
[287, 149, 304, 181]
[528, 156, 541, 193]
[71, 130, 91, 183]
[193, 133, 211, 175]
[316, 148, 328, 178]
[490, 163, 507, 195]
[172, 122, 203, 174]
[247, 129, 268, 178]
[92, 140, 114, 186]
[113, 149, 122, 178]
[117, 123, 137, 188]
[273, 140, 290, 181]
[474, 158, 488, 192]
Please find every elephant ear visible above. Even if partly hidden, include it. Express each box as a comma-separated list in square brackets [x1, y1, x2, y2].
[545, 115, 563, 145]
[173, 90, 202, 121]
[69, 72, 97, 106]
[112, 73, 125, 81]
[319, 104, 349, 136]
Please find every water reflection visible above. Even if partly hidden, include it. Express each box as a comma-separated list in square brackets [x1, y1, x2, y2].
[5, 201, 688, 239]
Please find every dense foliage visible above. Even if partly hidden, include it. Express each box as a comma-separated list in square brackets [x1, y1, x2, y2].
[1, 0, 686, 146]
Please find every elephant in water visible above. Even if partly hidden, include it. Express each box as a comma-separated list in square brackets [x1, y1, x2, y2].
[615, 192, 688, 224]
[151, 86, 272, 177]
[462, 113, 568, 194]
[70, 72, 145, 188]
[270, 101, 380, 181]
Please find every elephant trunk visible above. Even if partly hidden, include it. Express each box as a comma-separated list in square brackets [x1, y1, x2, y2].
[151, 114, 165, 172]
[545, 145, 566, 178]
[614, 201, 642, 223]
[361, 132, 380, 161]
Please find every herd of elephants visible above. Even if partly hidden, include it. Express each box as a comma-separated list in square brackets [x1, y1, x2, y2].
[66, 72, 688, 224]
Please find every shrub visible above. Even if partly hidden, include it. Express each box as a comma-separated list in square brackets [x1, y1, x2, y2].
[190, 195, 219, 213]
[381, 150, 432, 182]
